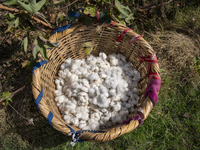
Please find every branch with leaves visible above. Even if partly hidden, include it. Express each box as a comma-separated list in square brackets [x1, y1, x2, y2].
[0, 4, 52, 28]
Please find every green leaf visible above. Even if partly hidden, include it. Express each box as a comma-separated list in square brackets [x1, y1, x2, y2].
[17, 0, 46, 14]
[119, 21, 126, 26]
[32, 37, 48, 60]
[4, 0, 18, 5]
[0, 92, 12, 105]
[0, 92, 12, 98]
[24, 37, 28, 52]
[8, 13, 15, 19]
[35, 0, 46, 13]
[4, 0, 28, 5]
[44, 41, 56, 49]
[14, 17, 19, 27]
[118, 13, 127, 19]
[125, 13, 134, 23]
[115, 0, 131, 17]
[54, 0, 65, 4]
[32, 39, 39, 58]
[17, 0, 34, 14]
[82, 42, 93, 55]
[84, 5, 97, 17]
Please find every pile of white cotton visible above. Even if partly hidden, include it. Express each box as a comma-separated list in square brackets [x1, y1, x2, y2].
[54, 52, 140, 130]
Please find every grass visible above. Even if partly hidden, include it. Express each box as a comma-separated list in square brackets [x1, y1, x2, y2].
[0, 0, 200, 150]
[1, 70, 199, 149]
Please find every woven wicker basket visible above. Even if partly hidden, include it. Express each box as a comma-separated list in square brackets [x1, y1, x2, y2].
[32, 22, 160, 143]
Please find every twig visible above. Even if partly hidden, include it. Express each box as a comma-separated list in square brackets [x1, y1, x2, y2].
[58, 0, 79, 10]
[0, 4, 52, 28]
[35, 24, 49, 34]
[7, 103, 28, 121]
[0, 85, 26, 103]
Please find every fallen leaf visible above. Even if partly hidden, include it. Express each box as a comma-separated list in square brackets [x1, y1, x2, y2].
[183, 112, 191, 119]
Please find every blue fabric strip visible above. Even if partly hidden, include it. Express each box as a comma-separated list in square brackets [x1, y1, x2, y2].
[47, 111, 54, 126]
[65, 124, 84, 143]
[68, 11, 81, 18]
[32, 60, 47, 74]
[51, 8, 84, 35]
[65, 124, 75, 134]
[51, 23, 71, 35]
[35, 86, 43, 110]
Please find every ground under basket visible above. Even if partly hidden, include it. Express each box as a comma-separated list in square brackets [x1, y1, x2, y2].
[32, 21, 161, 144]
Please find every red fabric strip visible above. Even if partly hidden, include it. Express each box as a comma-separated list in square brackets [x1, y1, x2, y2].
[138, 54, 161, 80]
[107, 22, 117, 27]
[116, 28, 131, 42]
[129, 34, 142, 43]
[96, 11, 100, 21]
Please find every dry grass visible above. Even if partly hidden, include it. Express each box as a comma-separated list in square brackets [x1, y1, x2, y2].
[145, 31, 199, 72]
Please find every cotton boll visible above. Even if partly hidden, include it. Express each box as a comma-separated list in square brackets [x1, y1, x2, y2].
[74, 69, 82, 76]
[75, 112, 83, 119]
[81, 79, 90, 88]
[64, 58, 72, 66]
[109, 89, 116, 96]
[97, 95, 110, 108]
[54, 90, 62, 97]
[105, 70, 112, 76]
[109, 55, 119, 66]
[121, 93, 129, 102]
[119, 107, 129, 121]
[112, 102, 122, 112]
[60, 63, 66, 70]
[120, 55, 126, 63]
[111, 113, 122, 124]
[88, 87, 96, 98]
[64, 89, 72, 97]
[77, 92, 89, 105]
[95, 78, 103, 87]
[112, 95, 121, 102]
[58, 78, 65, 86]
[125, 102, 131, 108]
[88, 119, 100, 130]
[130, 107, 135, 113]
[99, 85, 109, 97]
[111, 69, 117, 78]
[57, 95, 66, 104]
[101, 108, 109, 116]
[92, 84, 100, 96]
[91, 66, 99, 72]
[90, 112, 100, 121]
[79, 85, 88, 93]
[63, 69, 72, 79]
[132, 87, 138, 93]
[81, 112, 89, 121]
[64, 115, 72, 124]
[99, 52, 107, 60]
[69, 74, 79, 83]
[99, 72, 107, 79]
[104, 77, 118, 89]
[88, 73, 99, 82]
[71, 63, 79, 73]
[79, 120, 87, 129]
[71, 117, 79, 127]
[107, 121, 113, 127]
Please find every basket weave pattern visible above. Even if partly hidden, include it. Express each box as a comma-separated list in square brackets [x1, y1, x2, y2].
[32, 22, 160, 142]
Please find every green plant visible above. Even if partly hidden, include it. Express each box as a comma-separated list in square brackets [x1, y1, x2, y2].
[0, 92, 12, 105]
[191, 56, 200, 75]
[2, 0, 55, 60]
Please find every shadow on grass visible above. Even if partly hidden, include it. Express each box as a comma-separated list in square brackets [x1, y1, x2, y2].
[0, 43, 71, 149]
